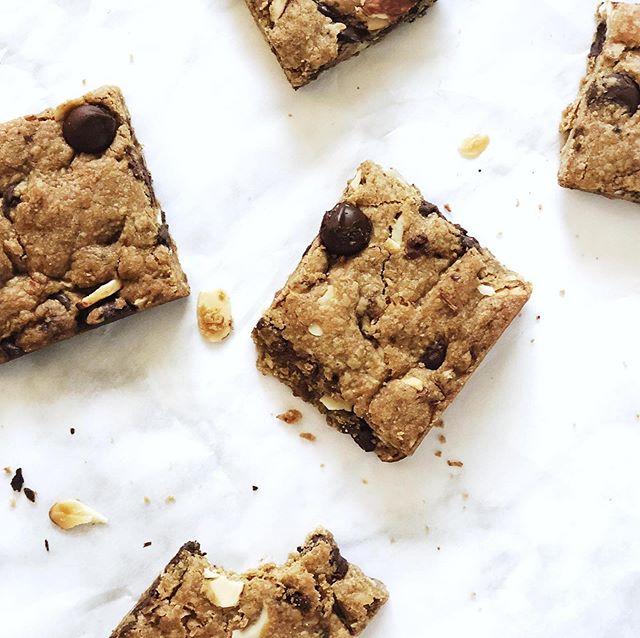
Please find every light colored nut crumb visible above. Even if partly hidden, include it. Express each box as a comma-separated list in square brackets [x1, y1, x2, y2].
[269, 0, 289, 21]
[459, 134, 490, 159]
[77, 278, 122, 309]
[232, 606, 269, 638]
[143, 496, 151, 505]
[348, 169, 362, 189]
[308, 323, 323, 337]
[197, 289, 233, 342]
[299, 432, 317, 442]
[447, 460, 464, 467]
[365, 14, 391, 30]
[402, 377, 424, 391]
[438, 434, 447, 444]
[277, 409, 302, 424]
[48, 499, 107, 530]
[3, 467, 11, 475]
[9, 497, 16, 508]
[165, 496, 176, 504]
[384, 214, 405, 253]
[319, 395, 352, 411]
[434, 450, 442, 457]
[318, 285, 335, 306]
[202, 569, 244, 608]
[477, 284, 496, 296]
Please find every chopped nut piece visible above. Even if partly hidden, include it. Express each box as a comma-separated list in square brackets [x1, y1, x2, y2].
[299, 432, 317, 442]
[308, 323, 323, 337]
[232, 606, 269, 638]
[202, 570, 245, 608]
[197, 289, 233, 343]
[165, 496, 176, 504]
[402, 377, 424, 391]
[319, 395, 352, 411]
[143, 496, 151, 505]
[269, 0, 289, 21]
[477, 284, 496, 296]
[277, 409, 302, 424]
[3, 467, 11, 475]
[77, 278, 123, 309]
[49, 499, 107, 530]
[459, 134, 490, 159]
[447, 460, 464, 467]
[318, 285, 335, 306]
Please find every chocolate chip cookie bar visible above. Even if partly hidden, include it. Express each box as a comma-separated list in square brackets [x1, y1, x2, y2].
[244, 0, 437, 88]
[559, 1, 640, 201]
[253, 161, 532, 461]
[0, 86, 189, 365]
[110, 529, 388, 638]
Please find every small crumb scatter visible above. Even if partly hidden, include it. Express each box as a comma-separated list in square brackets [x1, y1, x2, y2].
[45, 539, 50, 552]
[462, 492, 470, 500]
[143, 496, 151, 505]
[143, 541, 152, 548]
[197, 289, 233, 342]
[70, 428, 75, 435]
[438, 434, 446, 444]
[320, 463, 325, 469]
[165, 496, 176, 504]
[433, 418, 445, 429]
[3, 467, 12, 475]
[458, 134, 490, 159]
[24, 487, 36, 503]
[559, 289, 566, 297]
[299, 432, 316, 442]
[437, 546, 441, 551]
[434, 450, 442, 458]
[536, 315, 541, 320]
[10, 468, 24, 492]
[444, 203, 452, 213]
[277, 409, 302, 424]
[389, 537, 396, 544]
[362, 479, 368, 485]
[530, 338, 535, 344]
[447, 460, 464, 467]
[252, 485, 259, 492]
[9, 497, 16, 508]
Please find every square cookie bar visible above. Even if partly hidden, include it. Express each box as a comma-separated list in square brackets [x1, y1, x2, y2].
[253, 162, 532, 461]
[0, 86, 189, 365]
[244, 0, 437, 88]
[559, 1, 640, 201]
[110, 529, 388, 637]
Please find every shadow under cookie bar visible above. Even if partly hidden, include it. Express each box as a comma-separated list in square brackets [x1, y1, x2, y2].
[0, 86, 189, 365]
[559, 1, 640, 202]
[253, 161, 532, 462]
[244, 0, 438, 88]
[110, 529, 388, 638]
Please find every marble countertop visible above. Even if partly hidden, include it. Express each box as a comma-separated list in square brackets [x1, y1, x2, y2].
[2, 0, 640, 636]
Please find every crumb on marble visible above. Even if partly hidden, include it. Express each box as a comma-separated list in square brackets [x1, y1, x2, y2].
[252, 485, 259, 492]
[10, 468, 24, 492]
[143, 496, 151, 505]
[462, 492, 470, 500]
[515, 199, 520, 207]
[434, 450, 442, 458]
[3, 467, 12, 475]
[143, 541, 152, 548]
[70, 427, 75, 435]
[444, 203, 452, 213]
[9, 497, 16, 508]
[299, 432, 316, 442]
[45, 539, 50, 552]
[447, 460, 464, 468]
[559, 289, 566, 297]
[129, 53, 134, 63]
[362, 479, 368, 485]
[389, 537, 396, 544]
[471, 591, 477, 600]
[165, 496, 176, 504]
[538, 203, 543, 211]
[277, 409, 302, 424]
[438, 434, 446, 444]
[320, 463, 325, 469]
[24, 487, 36, 503]
[433, 419, 444, 429]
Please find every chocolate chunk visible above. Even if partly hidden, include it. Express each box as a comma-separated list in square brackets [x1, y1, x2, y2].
[285, 590, 312, 614]
[418, 200, 441, 217]
[421, 338, 448, 370]
[316, 2, 342, 20]
[599, 74, 640, 115]
[405, 234, 430, 259]
[339, 418, 377, 452]
[62, 104, 117, 154]
[50, 292, 71, 310]
[455, 224, 480, 252]
[2, 184, 19, 218]
[24, 487, 36, 503]
[10, 468, 24, 492]
[332, 599, 352, 628]
[157, 223, 171, 247]
[320, 203, 372, 256]
[338, 25, 369, 44]
[329, 546, 349, 582]
[1, 339, 24, 360]
[590, 22, 607, 57]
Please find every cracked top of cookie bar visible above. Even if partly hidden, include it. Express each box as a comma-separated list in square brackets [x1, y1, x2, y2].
[254, 161, 531, 461]
[110, 529, 388, 638]
[559, 1, 640, 202]
[0, 86, 189, 364]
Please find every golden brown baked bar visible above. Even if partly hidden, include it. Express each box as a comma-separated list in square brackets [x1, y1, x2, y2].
[244, 0, 438, 88]
[253, 161, 532, 461]
[559, 1, 640, 201]
[110, 529, 387, 638]
[0, 86, 189, 364]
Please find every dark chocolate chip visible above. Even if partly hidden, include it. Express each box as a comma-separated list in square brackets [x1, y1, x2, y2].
[252, 485, 258, 491]
[338, 25, 368, 44]
[590, 22, 607, 58]
[50, 292, 71, 310]
[455, 224, 480, 253]
[332, 599, 352, 628]
[1, 339, 24, 360]
[285, 590, 312, 614]
[143, 541, 152, 548]
[329, 546, 349, 583]
[320, 203, 372, 256]
[421, 338, 448, 370]
[599, 73, 640, 115]
[157, 223, 171, 247]
[24, 487, 36, 503]
[62, 104, 117, 154]
[2, 184, 19, 218]
[339, 418, 377, 452]
[418, 200, 441, 217]
[317, 2, 342, 20]
[10, 468, 24, 492]
[405, 234, 430, 259]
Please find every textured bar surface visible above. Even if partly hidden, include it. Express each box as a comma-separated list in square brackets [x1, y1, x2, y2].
[0, 86, 189, 364]
[253, 161, 532, 461]
[110, 529, 388, 638]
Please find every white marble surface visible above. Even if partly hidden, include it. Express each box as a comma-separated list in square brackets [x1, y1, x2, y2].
[2, 0, 640, 636]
